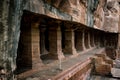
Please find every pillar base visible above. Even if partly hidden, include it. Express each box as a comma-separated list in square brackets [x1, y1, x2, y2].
[58, 53, 65, 60]
[32, 62, 44, 69]
[44, 53, 65, 60]
[64, 49, 78, 55]
[32, 59, 44, 69]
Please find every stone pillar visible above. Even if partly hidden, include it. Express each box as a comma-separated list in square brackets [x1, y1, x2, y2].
[95, 33, 98, 47]
[64, 28, 77, 55]
[75, 30, 84, 52]
[84, 31, 89, 49]
[118, 35, 120, 47]
[18, 22, 42, 69]
[94, 33, 98, 47]
[17, 24, 32, 68]
[49, 24, 65, 59]
[40, 25, 48, 55]
[82, 30, 86, 50]
[92, 32, 95, 47]
[31, 23, 43, 68]
[117, 34, 120, 58]
[97, 34, 100, 47]
[100, 33, 104, 47]
[90, 32, 94, 47]
[118, 15, 120, 56]
[88, 32, 91, 48]
[97, 33, 101, 47]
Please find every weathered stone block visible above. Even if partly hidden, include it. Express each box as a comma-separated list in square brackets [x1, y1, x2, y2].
[105, 58, 113, 67]
[95, 53, 106, 61]
[94, 57, 103, 65]
[113, 59, 120, 68]
[111, 68, 120, 78]
[95, 63, 111, 75]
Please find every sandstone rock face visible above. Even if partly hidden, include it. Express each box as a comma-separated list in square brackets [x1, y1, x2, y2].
[94, 0, 106, 29]
[0, 0, 119, 80]
[44, 0, 99, 26]
[94, 0, 119, 32]
[102, 0, 119, 32]
[0, 0, 16, 80]
[43, 0, 120, 32]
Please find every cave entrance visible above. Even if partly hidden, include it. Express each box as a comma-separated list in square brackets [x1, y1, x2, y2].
[16, 11, 43, 74]
[16, 11, 32, 73]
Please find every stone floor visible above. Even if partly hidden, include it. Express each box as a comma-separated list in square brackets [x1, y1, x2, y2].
[17, 48, 106, 80]
[90, 75, 120, 80]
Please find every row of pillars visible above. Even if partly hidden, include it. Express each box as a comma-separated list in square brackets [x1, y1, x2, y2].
[17, 12, 118, 71]
[19, 18, 118, 69]
[27, 22, 104, 68]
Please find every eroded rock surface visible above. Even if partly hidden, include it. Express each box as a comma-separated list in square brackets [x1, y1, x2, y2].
[0, 0, 120, 80]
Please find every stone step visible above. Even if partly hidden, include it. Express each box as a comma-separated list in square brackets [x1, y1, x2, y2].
[91, 53, 113, 75]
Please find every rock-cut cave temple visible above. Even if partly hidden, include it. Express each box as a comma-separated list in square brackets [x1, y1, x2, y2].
[0, 0, 120, 80]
